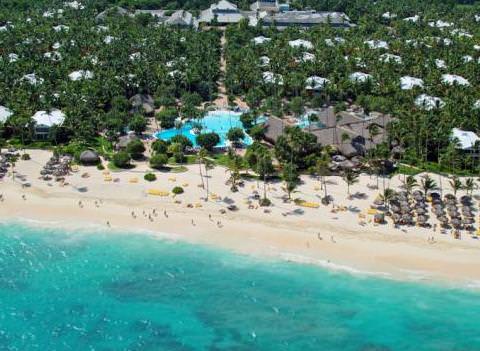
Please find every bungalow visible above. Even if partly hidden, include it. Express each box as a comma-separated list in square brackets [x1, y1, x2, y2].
[0, 106, 13, 124]
[451, 128, 480, 154]
[32, 109, 66, 139]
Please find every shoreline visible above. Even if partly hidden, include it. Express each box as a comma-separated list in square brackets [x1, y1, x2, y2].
[1, 150, 480, 288]
[3, 215, 480, 291]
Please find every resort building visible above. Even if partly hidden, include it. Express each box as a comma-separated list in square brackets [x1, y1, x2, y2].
[254, 10, 352, 29]
[199, 0, 246, 25]
[197, 0, 352, 28]
[31, 109, 66, 139]
[264, 107, 392, 157]
[250, 0, 280, 13]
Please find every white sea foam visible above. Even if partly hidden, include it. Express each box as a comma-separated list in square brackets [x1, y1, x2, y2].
[278, 252, 392, 278]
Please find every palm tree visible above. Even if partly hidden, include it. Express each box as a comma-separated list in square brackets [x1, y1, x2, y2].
[281, 163, 299, 201]
[342, 169, 359, 198]
[257, 151, 274, 204]
[315, 153, 330, 200]
[402, 175, 417, 196]
[420, 174, 437, 200]
[464, 178, 476, 196]
[449, 176, 463, 197]
[197, 147, 207, 190]
[226, 153, 243, 192]
[380, 187, 396, 212]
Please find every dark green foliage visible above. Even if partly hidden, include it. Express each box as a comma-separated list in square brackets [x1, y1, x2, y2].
[151, 139, 169, 154]
[126, 139, 145, 159]
[227, 127, 245, 145]
[172, 186, 184, 194]
[170, 135, 193, 151]
[129, 115, 147, 134]
[144, 172, 157, 181]
[113, 151, 131, 168]
[156, 108, 178, 129]
[196, 132, 220, 151]
[275, 127, 320, 170]
[150, 153, 169, 169]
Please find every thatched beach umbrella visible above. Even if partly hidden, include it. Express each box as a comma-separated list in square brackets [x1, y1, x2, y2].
[416, 207, 427, 215]
[402, 214, 413, 224]
[438, 216, 449, 225]
[392, 213, 402, 223]
[391, 204, 401, 213]
[415, 201, 427, 209]
[417, 215, 428, 225]
[463, 217, 475, 225]
[451, 218, 462, 228]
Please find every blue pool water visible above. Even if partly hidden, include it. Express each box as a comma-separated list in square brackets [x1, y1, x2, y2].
[1, 222, 480, 350]
[155, 111, 254, 148]
[297, 113, 326, 129]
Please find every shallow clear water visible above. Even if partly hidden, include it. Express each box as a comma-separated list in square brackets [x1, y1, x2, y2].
[1, 222, 480, 350]
[155, 111, 253, 148]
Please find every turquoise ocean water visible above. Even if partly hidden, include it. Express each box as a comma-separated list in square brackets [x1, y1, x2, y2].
[0, 222, 479, 351]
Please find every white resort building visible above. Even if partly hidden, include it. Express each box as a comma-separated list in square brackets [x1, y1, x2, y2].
[138, 0, 352, 29]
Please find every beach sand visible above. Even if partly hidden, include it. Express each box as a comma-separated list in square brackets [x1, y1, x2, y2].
[1, 149, 480, 286]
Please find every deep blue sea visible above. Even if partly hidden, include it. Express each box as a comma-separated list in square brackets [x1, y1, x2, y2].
[0, 222, 479, 351]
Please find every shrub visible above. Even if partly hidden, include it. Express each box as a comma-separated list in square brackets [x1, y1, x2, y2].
[112, 151, 131, 168]
[249, 125, 265, 141]
[170, 135, 193, 150]
[128, 114, 147, 134]
[196, 132, 220, 151]
[126, 139, 145, 160]
[172, 186, 184, 195]
[21, 153, 30, 160]
[144, 173, 157, 182]
[156, 108, 178, 129]
[227, 127, 245, 145]
[150, 153, 169, 169]
[151, 139, 169, 154]
[97, 164, 105, 170]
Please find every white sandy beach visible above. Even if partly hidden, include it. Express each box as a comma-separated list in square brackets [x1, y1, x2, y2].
[1, 149, 480, 286]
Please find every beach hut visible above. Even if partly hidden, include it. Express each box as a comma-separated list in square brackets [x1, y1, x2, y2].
[79, 150, 100, 165]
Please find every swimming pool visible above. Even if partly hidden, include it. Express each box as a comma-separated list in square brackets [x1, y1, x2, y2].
[297, 113, 326, 129]
[155, 110, 255, 148]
